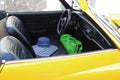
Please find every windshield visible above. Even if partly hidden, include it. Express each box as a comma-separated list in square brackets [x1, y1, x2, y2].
[95, 13, 120, 41]
[87, 0, 120, 15]
[0, 0, 65, 12]
[87, 0, 120, 32]
[65, 0, 80, 10]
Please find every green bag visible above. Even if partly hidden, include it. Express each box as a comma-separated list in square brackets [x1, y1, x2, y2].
[60, 34, 83, 54]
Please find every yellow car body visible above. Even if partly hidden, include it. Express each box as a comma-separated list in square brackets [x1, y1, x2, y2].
[0, 49, 120, 80]
[0, 0, 120, 80]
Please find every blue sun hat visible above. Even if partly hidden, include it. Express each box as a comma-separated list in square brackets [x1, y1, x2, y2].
[32, 37, 58, 57]
[37, 37, 50, 47]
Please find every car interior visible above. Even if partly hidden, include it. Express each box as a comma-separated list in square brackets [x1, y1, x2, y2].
[0, 1, 116, 61]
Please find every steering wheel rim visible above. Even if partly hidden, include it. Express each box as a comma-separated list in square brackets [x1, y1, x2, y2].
[57, 9, 71, 35]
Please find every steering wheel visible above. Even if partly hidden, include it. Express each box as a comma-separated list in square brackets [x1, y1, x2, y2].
[57, 9, 71, 35]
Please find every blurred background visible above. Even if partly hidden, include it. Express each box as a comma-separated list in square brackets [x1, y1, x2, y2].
[0, 0, 64, 12]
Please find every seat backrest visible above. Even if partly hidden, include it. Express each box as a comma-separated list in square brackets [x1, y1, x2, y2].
[6, 16, 36, 57]
[0, 36, 34, 61]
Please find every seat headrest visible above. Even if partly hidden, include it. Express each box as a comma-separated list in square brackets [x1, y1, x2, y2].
[6, 16, 23, 28]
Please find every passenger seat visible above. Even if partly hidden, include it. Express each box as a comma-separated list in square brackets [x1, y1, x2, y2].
[6, 16, 36, 57]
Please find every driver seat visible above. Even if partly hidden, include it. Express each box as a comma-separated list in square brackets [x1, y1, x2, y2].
[6, 16, 36, 57]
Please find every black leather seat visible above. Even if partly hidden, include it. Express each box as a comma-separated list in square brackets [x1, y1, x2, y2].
[0, 36, 34, 61]
[6, 16, 36, 57]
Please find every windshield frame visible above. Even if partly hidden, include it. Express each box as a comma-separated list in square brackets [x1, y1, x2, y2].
[59, 0, 81, 11]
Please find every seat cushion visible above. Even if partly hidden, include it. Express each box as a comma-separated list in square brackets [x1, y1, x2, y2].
[0, 36, 33, 61]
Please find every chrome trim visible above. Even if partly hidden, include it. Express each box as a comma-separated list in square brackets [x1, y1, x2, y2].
[5, 49, 118, 64]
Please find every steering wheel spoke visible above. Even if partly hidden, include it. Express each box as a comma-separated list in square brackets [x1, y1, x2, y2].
[57, 9, 71, 35]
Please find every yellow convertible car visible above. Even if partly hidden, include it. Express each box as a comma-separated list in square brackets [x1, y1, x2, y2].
[0, 0, 120, 80]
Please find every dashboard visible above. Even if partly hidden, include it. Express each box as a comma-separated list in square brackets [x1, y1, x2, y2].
[71, 12, 113, 50]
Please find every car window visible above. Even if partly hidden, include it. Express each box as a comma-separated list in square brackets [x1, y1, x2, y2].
[0, 0, 65, 12]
